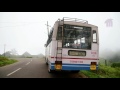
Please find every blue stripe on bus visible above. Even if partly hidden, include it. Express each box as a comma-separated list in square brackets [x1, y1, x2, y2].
[50, 63, 98, 70]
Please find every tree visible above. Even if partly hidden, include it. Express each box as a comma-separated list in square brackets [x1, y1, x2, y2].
[2, 51, 12, 57]
[10, 49, 18, 55]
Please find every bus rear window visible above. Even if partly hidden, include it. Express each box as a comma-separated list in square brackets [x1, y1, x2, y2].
[63, 24, 91, 49]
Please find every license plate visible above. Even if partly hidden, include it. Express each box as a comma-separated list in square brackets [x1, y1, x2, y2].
[90, 65, 96, 70]
[55, 65, 62, 70]
[69, 50, 86, 56]
[70, 51, 78, 55]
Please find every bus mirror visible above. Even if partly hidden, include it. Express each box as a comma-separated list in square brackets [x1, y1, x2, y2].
[44, 44, 46, 47]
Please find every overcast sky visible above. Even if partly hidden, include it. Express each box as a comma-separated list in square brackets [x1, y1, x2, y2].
[0, 12, 120, 55]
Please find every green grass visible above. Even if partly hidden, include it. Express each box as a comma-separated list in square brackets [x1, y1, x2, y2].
[0, 56, 18, 67]
[80, 70, 100, 78]
[80, 64, 120, 78]
[111, 62, 120, 68]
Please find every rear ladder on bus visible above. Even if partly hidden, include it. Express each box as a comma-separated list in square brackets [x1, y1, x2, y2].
[55, 18, 64, 71]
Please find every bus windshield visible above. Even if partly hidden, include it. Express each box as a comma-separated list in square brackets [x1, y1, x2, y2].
[63, 24, 91, 49]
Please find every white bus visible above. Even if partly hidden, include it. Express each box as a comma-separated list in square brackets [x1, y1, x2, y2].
[44, 17, 99, 73]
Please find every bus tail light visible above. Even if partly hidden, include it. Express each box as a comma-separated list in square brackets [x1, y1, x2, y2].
[55, 61, 62, 70]
[90, 62, 97, 70]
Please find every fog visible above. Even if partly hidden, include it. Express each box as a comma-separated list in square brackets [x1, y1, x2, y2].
[0, 12, 120, 57]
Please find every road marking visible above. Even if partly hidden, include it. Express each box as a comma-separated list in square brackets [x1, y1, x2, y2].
[26, 62, 30, 65]
[7, 68, 21, 76]
[31, 59, 32, 61]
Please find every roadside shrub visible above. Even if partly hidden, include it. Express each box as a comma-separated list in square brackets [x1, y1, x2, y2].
[0, 56, 9, 61]
[111, 62, 120, 68]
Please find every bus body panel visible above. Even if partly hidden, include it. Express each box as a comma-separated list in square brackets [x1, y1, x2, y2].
[45, 17, 99, 71]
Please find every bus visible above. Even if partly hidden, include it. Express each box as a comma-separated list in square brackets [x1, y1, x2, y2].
[44, 17, 99, 73]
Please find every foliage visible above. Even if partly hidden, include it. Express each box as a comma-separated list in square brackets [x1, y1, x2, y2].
[26, 57, 32, 58]
[81, 64, 120, 78]
[0, 56, 18, 67]
[0, 56, 9, 61]
[111, 62, 120, 68]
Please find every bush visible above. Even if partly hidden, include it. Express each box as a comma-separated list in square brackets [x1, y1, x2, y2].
[0, 56, 18, 67]
[26, 57, 32, 58]
[0, 56, 9, 61]
[111, 62, 120, 68]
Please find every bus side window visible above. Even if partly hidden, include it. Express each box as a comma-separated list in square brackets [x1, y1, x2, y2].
[57, 27, 62, 40]
[46, 29, 53, 46]
[93, 30, 97, 43]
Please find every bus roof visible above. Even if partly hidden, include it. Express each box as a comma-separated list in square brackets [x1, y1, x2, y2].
[58, 17, 88, 24]
[56, 17, 98, 28]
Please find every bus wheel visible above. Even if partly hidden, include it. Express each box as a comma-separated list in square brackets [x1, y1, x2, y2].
[45, 58, 48, 65]
[48, 64, 53, 73]
[46, 61, 48, 65]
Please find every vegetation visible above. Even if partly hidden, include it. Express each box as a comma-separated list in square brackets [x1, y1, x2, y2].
[80, 59, 120, 78]
[0, 56, 18, 67]
[111, 62, 120, 68]
[1, 50, 44, 58]
[26, 57, 32, 58]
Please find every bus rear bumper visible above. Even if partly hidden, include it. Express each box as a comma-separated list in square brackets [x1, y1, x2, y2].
[50, 63, 98, 70]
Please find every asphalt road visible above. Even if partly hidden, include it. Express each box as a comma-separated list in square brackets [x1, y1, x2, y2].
[0, 58, 82, 78]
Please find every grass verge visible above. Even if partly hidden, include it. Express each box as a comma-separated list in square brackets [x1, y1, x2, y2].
[0, 56, 18, 67]
[80, 64, 120, 78]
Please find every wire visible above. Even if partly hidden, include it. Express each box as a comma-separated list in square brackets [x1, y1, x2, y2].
[0, 21, 47, 28]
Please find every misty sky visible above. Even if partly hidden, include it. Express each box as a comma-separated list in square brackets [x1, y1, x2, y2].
[0, 12, 120, 55]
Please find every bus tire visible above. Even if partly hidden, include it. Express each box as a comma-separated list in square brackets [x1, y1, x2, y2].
[48, 63, 52, 73]
[48, 64, 54, 73]
[48, 68, 53, 73]
[45, 58, 48, 65]
[46, 61, 48, 65]
[48, 68, 54, 73]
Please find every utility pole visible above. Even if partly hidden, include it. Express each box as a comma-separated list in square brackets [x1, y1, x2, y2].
[4, 44, 6, 57]
[45, 21, 51, 38]
[47, 21, 49, 37]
